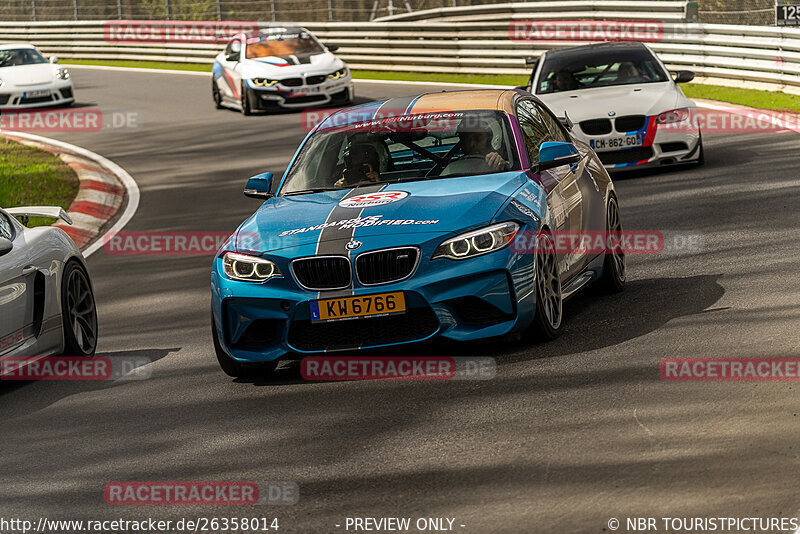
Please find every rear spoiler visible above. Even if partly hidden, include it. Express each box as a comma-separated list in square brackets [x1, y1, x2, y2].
[5, 206, 73, 225]
[559, 112, 574, 132]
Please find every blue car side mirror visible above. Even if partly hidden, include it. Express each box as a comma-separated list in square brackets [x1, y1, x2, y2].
[244, 172, 274, 199]
[538, 141, 581, 171]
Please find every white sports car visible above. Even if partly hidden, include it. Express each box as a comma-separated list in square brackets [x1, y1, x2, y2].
[0, 44, 74, 109]
[0, 206, 97, 360]
[212, 26, 353, 115]
[526, 42, 702, 171]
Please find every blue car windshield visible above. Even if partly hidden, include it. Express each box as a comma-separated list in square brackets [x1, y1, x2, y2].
[279, 110, 520, 195]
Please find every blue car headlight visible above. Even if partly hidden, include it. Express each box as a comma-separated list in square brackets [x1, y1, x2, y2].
[222, 252, 282, 282]
[432, 222, 519, 260]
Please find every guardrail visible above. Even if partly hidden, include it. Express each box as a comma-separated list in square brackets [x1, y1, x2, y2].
[1, 14, 799, 95]
[373, 1, 690, 23]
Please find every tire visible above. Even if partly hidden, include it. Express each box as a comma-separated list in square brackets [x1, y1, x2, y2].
[211, 311, 277, 378]
[61, 260, 97, 356]
[597, 195, 626, 293]
[240, 84, 252, 116]
[212, 78, 223, 109]
[527, 230, 564, 341]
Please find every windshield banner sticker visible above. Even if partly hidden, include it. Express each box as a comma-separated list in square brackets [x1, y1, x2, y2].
[279, 215, 439, 237]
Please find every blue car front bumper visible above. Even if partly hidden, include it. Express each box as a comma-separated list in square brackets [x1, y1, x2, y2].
[211, 231, 537, 363]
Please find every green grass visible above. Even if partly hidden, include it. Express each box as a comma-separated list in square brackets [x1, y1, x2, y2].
[0, 138, 79, 227]
[62, 59, 800, 112]
[681, 83, 800, 112]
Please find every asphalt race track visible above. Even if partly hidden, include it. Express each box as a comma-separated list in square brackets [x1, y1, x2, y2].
[2, 67, 800, 532]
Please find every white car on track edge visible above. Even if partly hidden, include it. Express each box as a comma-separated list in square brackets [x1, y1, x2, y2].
[0, 206, 97, 361]
[0, 44, 74, 109]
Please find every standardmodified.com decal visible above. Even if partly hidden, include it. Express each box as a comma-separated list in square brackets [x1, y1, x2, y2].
[278, 215, 439, 236]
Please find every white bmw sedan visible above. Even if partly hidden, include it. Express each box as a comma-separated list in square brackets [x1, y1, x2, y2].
[527, 42, 702, 171]
[0, 44, 74, 109]
[212, 26, 353, 115]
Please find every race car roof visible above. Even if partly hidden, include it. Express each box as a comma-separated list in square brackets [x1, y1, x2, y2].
[0, 43, 37, 50]
[318, 90, 517, 131]
[543, 41, 649, 59]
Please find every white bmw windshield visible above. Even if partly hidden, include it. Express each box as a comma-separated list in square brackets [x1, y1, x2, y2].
[538, 47, 668, 94]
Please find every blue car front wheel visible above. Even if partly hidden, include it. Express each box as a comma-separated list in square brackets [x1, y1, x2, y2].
[527, 230, 563, 341]
[211, 310, 277, 378]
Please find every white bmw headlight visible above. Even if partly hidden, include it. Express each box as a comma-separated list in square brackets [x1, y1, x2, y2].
[250, 78, 278, 87]
[55, 68, 70, 80]
[328, 67, 347, 80]
[433, 222, 519, 260]
[222, 252, 281, 282]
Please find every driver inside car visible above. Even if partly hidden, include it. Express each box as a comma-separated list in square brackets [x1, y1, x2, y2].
[335, 143, 381, 187]
[442, 119, 509, 176]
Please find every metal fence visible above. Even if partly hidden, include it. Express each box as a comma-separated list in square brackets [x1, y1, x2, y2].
[0, 0, 785, 24]
[2, 16, 799, 95]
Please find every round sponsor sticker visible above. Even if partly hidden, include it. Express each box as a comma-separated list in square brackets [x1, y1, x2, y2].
[338, 191, 409, 208]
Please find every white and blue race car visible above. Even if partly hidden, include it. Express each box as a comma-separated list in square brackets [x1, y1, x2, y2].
[212, 26, 353, 115]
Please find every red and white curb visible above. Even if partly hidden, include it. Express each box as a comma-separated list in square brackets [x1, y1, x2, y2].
[1, 131, 139, 258]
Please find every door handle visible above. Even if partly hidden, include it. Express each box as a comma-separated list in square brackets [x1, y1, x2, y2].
[22, 265, 37, 275]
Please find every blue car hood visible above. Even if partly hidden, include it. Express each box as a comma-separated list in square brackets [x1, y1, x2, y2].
[234, 172, 527, 253]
